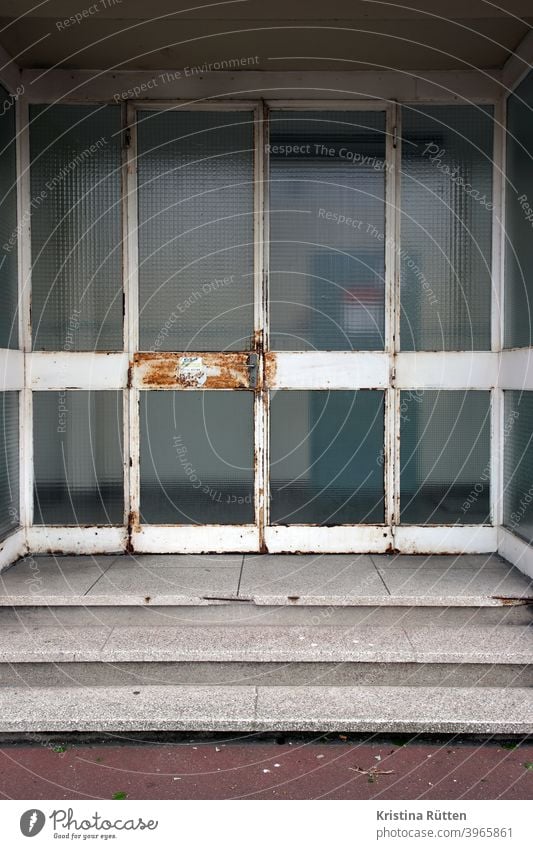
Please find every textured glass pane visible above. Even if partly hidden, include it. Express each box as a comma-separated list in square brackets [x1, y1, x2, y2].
[401, 106, 493, 351]
[270, 390, 384, 524]
[140, 391, 254, 523]
[505, 72, 533, 348]
[138, 111, 254, 352]
[0, 85, 18, 348]
[0, 392, 19, 540]
[269, 111, 386, 351]
[503, 391, 533, 543]
[30, 105, 123, 350]
[33, 391, 123, 524]
[400, 390, 491, 524]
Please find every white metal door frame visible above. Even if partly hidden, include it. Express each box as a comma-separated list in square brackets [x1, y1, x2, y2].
[14, 96, 500, 555]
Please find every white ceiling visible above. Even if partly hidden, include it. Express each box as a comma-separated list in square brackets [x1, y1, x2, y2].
[0, 0, 531, 71]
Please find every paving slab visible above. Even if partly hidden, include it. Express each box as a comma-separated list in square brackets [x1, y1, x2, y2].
[372, 554, 533, 599]
[0, 685, 257, 732]
[0, 555, 118, 605]
[405, 624, 533, 664]
[239, 554, 389, 604]
[117, 553, 244, 569]
[0, 626, 113, 662]
[85, 558, 242, 605]
[101, 624, 414, 663]
[254, 686, 533, 733]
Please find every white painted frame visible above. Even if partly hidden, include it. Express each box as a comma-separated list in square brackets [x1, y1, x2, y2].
[3, 89, 515, 561]
[495, 54, 533, 577]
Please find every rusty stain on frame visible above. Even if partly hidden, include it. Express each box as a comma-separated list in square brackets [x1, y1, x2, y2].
[132, 352, 252, 389]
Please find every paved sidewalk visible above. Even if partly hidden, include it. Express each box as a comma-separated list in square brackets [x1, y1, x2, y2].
[0, 736, 531, 799]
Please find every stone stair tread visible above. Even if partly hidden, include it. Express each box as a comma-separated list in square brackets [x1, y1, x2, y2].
[0, 685, 530, 733]
[0, 622, 530, 664]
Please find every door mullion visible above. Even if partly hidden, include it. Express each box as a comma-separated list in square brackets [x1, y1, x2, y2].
[255, 102, 269, 546]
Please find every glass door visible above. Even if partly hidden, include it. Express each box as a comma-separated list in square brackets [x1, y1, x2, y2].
[130, 105, 263, 552]
[263, 105, 394, 552]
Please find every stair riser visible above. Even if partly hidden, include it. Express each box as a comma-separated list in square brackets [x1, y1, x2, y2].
[3, 604, 531, 626]
[2, 661, 530, 688]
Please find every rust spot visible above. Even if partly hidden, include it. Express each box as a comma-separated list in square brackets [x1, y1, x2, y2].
[144, 596, 151, 603]
[492, 596, 533, 606]
[126, 509, 139, 553]
[264, 352, 277, 388]
[133, 352, 251, 389]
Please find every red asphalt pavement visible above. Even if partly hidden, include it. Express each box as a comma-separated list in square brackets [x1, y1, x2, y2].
[0, 736, 531, 799]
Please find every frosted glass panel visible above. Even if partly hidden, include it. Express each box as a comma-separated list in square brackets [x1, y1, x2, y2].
[30, 105, 123, 350]
[140, 391, 254, 524]
[33, 391, 123, 524]
[401, 106, 493, 351]
[0, 392, 19, 540]
[138, 111, 254, 352]
[400, 391, 491, 524]
[0, 85, 18, 349]
[505, 72, 533, 348]
[504, 391, 533, 543]
[270, 390, 384, 524]
[269, 111, 386, 351]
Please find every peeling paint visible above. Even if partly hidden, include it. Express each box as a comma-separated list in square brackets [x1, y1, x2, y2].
[133, 352, 251, 389]
[264, 352, 277, 387]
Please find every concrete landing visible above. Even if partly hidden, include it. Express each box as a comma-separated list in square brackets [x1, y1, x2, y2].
[1, 553, 532, 607]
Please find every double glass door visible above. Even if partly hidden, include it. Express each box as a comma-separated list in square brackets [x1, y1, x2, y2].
[131, 103, 392, 552]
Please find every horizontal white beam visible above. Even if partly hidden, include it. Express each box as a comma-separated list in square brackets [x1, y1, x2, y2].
[132, 525, 259, 554]
[21, 69, 501, 105]
[0, 349, 24, 391]
[499, 349, 533, 390]
[28, 526, 126, 554]
[395, 352, 498, 389]
[0, 529, 26, 573]
[498, 526, 533, 581]
[265, 525, 392, 554]
[267, 352, 389, 390]
[27, 352, 129, 390]
[394, 525, 497, 554]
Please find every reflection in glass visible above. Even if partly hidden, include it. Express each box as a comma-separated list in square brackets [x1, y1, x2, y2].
[269, 111, 386, 351]
[33, 391, 123, 524]
[270, 390, 384, 524]
[400, 390, 491, 524]
[401, 105, 493, 351]
[138, 111, 255, 352]
[140, 391, 254, 524]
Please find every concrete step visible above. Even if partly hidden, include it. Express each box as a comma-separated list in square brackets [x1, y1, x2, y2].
[2, 602, 531, 627]
[3, 552, 532, 608]
[1, 660, 530, 688]
[0, 684, 530, 734]
[0, 621, 531, 665]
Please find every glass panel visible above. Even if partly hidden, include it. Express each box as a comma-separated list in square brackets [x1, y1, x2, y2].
[505, 72, 533, 348]
[401, 105, 493, 351]
[33, 391, 123, 524]
[30, 105, 123, 351]
[138, 110, 254, 352]
[503, 391, 533, 543]
[400, 390, 491, 524]
[0, 392, 19, 540]
[269, 390, 384, 524]
[269, 110, 386, 351]
[0, 85, 18, 349]
[140, 391, 254, 524]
